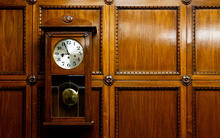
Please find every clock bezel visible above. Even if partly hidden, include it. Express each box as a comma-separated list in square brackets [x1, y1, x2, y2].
[46, 32, 90, 75]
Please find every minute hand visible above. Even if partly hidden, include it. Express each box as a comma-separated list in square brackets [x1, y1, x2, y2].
[64, 43, 70, 55]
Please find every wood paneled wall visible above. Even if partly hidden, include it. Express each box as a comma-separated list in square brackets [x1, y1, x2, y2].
[1, 0, 220, 138]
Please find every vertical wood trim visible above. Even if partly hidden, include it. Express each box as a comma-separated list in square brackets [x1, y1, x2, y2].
[186, 6, 193, 75]
[180, 86, 187, 138]
[102, 5, 110, 138]
[32, 4, 40, 77]
[109, 5, 115, 77]
[110, 86, 115, 138]
[109, 5, 116, 138]
[180, 5, 187, 76]
[25, 4, 32, 78]
[186, 86, 193, 138]
[103, 85, 110, 138]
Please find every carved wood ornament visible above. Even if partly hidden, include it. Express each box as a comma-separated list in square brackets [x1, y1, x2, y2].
[27, 0, 37, 4]
[62, 15, 74, 23]
[182, 75, 192, 86]
[103, 75, 114, 86]
[182, 0, 192, 5]
[26, 74, 37, 85]
[105, 0, 113, 5]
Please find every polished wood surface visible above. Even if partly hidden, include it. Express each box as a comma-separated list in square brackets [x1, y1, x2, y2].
[0, 1, 32, 138]
[117, 8, 177, 74]
[0, 89, 24, 138]
[194, 9, 220, 74]
[194, 89, 220, 138]
[1, 0, 220, 138]
[0, 9, 24, 74]
[116, 88, 178, 138]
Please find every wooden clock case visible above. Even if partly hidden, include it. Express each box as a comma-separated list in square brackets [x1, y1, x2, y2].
[41, 25, 96, 126]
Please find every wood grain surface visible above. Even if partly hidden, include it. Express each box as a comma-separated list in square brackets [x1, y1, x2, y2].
[1, 0, 220, 138]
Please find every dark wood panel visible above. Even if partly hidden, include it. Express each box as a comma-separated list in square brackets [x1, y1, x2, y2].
[115, 7, 180, 75]
[0, 88, 25, 138]
[193, 88, 220, 138]
[37, 6, 103, 75]
[115, 88, 179, 138]
[0, 9, 24, 74]
[193, 7, 220, 74]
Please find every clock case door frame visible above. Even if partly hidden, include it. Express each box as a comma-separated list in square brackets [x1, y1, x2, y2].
[43, 27, 95, 124]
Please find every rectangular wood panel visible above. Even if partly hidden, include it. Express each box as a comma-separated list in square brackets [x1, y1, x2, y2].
[193, 7, 220, 74]
[0, 88, 25, 138]
[193, 88, 220, 138]
[38, 6, 103, 75]
[115, 7, 180, 75]
[0, 9, 24, 74]
[115, 88, 180, 138]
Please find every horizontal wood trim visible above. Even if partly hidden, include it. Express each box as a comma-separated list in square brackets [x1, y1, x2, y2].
[192, 81, 220, 87]
[114, 81, 183, 87]
[114, 75, 182, 80]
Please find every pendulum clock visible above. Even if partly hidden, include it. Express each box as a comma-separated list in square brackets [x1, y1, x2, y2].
[41, 26, 96, 126]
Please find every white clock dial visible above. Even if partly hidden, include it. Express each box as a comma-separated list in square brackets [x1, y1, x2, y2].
[53, 39, 84, 69]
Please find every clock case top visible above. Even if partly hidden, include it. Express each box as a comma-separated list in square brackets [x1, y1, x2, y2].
[41, 26, 97, 125]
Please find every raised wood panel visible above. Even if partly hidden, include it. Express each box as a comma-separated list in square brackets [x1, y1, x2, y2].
[38, 6, 103, 75]
[193, 7, 220, 74]
[115, 88, 180, 138]
[115, 7, 180, 75]
[0, 88, 25, 138]
[0, 8, 25, 74]
[193, 88, 220, 138]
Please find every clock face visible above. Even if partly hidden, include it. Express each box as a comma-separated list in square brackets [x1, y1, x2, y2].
[53, 39, 84, 69]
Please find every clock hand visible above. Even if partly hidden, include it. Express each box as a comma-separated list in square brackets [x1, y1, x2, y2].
[63, 43, 70, 55]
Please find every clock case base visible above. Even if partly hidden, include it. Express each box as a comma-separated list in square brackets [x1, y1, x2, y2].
[42, 26, 96, 126]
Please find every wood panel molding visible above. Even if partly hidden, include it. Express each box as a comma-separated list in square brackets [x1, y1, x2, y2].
[38, 5, 104, 75]
[115, 6, 181, 75]
[115, 87, 181, 138]
[0, 7, 26, 75]
[192, 6, 220, 75]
